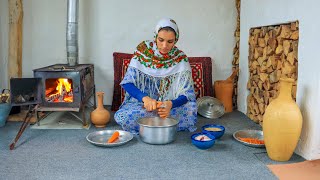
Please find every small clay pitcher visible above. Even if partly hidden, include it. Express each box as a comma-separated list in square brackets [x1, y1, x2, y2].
[90, 92, 110, 128]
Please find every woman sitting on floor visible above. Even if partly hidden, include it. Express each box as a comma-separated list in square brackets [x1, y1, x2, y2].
[114, 18, 197, 134]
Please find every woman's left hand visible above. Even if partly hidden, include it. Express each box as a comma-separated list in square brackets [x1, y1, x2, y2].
[157, 101, 173, 118]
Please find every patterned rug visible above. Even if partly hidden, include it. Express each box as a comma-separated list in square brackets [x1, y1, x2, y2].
[111, 52, 213, 111]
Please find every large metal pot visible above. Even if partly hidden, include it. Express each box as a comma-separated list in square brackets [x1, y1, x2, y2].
[137, 117, 178, 144]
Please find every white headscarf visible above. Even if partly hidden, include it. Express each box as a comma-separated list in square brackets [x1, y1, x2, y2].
[154, 18, 180, 43]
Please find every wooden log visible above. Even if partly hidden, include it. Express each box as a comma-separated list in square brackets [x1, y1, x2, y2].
[275, 45, 283, 54]
[8, 0, 23, 81]
[283, 40, 291, 56]
[260, 73, 268, 83]
[290, 31, 299, 40]
[268, 38, 277, 50]
[287, 52, 295, 65]
[282, 61, 296, 75]
[258, 38, 266, 47]
[280, 25, 291, 39]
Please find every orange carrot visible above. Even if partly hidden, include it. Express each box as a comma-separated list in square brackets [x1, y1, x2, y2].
[107, 131, 120, 143]
[239, 137, 264, 144]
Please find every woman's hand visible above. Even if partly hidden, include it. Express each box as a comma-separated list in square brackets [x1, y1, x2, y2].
[142, 96, 157, 111]
[157, 101, 172, 118]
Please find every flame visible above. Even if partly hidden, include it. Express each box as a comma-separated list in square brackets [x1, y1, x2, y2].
[56, 78, 72, 94]
[46, 78, 73, 102]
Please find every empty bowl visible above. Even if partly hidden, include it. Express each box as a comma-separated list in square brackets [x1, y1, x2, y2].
[202, 124, 225, 139]
[191, 132, 216, 150]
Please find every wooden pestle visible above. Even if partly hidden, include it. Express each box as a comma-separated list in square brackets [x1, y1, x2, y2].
[226, 68, 239, 82]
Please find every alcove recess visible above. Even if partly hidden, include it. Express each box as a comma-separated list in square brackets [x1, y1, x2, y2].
[247, 21, 299, 124]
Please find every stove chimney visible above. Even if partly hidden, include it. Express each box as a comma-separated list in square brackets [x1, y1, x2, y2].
[66, 0, 79, 66]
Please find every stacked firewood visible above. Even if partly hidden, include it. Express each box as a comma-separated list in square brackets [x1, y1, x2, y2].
[247, 22, 299, 124]
[232, 0, 241, 110]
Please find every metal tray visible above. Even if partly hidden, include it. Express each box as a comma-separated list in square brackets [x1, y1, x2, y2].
[86, 130, 133, 147]
[233, 130, 265, 148]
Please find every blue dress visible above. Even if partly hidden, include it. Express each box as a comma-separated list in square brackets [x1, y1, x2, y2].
[114, 67, 198, 134]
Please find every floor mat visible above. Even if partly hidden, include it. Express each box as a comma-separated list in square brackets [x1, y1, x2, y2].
[30, 111, 91, 130]
[267, 159, 320, 180]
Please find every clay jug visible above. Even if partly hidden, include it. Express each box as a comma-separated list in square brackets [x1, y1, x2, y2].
[91, 92, 110, 128]
[214, 68, 238, 112]
[214, 81, 233, 112]
[263, 78, 302, 161]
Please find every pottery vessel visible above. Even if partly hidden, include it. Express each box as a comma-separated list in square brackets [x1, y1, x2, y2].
[90, 92, 110, 128]
[214, 80, 233, 112]
[263, 78, 302, 161]
[214, 68, 238, 112]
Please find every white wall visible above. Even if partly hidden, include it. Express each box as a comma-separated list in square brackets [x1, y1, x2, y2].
[0, 0, 236, 102]
[239, 0, 320, 160]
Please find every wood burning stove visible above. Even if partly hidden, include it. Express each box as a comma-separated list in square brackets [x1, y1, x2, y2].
[9, 64, 96, 150]
[11, 64, 96, 125]
[32, 63, 95, 125]
[33, 64, 95, 109]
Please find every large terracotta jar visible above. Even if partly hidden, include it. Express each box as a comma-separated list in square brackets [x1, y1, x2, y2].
[90, 92, 110, 128]
[263, 78, 302, 161]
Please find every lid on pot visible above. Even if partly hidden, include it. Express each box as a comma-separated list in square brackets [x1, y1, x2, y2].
[138, 117, 178, 127]
[197, 96, 225, 119]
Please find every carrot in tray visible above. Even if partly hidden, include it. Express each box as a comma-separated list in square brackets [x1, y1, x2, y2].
[239, 137, 264, 144]
[107, 131, 120, 143]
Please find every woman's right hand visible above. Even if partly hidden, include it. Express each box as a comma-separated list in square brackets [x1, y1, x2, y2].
[142, 96, 157, 111]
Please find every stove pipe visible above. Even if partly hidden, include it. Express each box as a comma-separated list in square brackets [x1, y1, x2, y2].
[66, 0, 79, 66]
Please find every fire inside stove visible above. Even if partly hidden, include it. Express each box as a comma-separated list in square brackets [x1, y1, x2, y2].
[45, 78, 73, 103]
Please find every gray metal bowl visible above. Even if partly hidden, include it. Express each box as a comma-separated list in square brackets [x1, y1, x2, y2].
[233, 130, 265, 148]
[137, 117, 178, 145]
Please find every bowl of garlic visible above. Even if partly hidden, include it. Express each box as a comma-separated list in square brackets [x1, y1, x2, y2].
[191, 132, 216, 150]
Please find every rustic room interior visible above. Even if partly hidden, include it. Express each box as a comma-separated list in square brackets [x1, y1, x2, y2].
[1, 0, 320, 179]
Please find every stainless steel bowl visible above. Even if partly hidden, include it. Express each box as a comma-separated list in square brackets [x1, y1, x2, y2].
[137, 117, 178, 145]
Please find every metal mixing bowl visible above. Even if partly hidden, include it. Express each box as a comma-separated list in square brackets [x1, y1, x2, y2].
[137, 117, 178, 145]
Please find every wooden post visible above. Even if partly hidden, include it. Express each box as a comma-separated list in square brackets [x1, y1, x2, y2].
[8, 0, 23, 82]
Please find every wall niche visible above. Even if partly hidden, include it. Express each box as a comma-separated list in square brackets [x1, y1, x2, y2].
[247, 21, 299, 124]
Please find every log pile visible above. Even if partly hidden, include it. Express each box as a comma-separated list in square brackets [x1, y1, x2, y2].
[232, 0, 241, 110]
[247, 22, 299, 124]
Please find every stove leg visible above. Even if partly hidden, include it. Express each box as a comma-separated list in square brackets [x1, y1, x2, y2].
[93, 85, 96, 109]
[35, 110, 53, 126]
[36, 109, 40, 126]
[10, 105, 37, 150]
[81, 107, 87, 127]
[68, 110, 88, 128]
